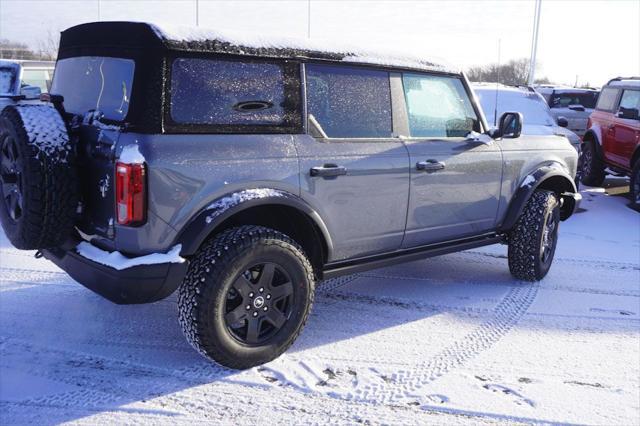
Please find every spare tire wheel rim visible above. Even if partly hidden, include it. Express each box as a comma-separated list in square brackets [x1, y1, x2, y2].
[0, 132, 23, 221]
[224, 262, 295, 345]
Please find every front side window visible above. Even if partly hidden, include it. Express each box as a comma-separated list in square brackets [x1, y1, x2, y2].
[596, 87, 620, 111]
[618, 90, 640, 114]
[306, 64, 392, 138]
[51, 57, 135, 121]
[402, 73, 478, 138]
[171, 58, 296, 128]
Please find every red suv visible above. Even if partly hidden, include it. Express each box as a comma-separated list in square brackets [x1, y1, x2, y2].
[581, 77, 640, 208]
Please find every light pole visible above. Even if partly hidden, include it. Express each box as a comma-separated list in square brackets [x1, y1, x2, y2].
[196, 0, 199, 26]
[307, 0, 311, 38]
[528, 0, 542, 86]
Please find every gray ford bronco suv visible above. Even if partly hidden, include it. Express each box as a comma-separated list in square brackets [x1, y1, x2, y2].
[0, 22, 581, 369]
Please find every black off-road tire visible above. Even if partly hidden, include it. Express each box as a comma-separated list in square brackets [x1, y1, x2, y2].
[580, 141, 605, 187]
[0, 105, 77, 249]
[508, 190, 560, 281]
[178, 225, 315, 369]
[630, 160, 640, 212]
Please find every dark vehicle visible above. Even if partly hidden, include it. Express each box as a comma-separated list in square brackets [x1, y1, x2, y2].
[535, 85, 599, 137]
[0, 60, 42, 110]
[0, 22, 580, 369]
[581, 77, 640, 209]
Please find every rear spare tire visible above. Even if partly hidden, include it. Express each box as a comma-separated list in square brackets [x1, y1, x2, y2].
[0, 105, 77, 249]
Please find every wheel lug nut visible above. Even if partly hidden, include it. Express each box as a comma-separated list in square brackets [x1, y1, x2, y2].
[249, 292, 254, 298]
[266, 294, 271, 300]
[253, 312, 258, 317]
[246, 305, 251, 310]
[259, 287, 264, 293]
[263, 307, 268, 311]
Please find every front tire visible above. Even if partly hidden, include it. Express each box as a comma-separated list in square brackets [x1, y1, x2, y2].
[508, 190, 560, 281]
[580, 141, 605, 187]
[178, 225, 315, 369]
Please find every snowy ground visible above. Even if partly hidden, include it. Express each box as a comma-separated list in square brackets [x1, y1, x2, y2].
[1, 179, 638, 425]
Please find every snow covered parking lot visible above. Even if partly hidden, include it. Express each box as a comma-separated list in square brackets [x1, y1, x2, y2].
[1, 181, 638, 425]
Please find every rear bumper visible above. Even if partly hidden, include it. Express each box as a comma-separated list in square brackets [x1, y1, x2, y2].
[42, 244, 188, 305]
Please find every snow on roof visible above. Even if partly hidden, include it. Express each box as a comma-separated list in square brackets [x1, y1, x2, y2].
[147, 22, 458, 74]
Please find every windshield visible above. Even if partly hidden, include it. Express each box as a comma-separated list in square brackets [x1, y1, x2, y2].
[549, 91, 598, 109]
[51, 56, 135, 121]
[22, 68, 53, 93]
[474, 88, 555, 127]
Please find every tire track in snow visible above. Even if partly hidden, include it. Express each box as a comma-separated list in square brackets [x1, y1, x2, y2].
[468, 251, 640, 271]
[313, 282, 540, 405]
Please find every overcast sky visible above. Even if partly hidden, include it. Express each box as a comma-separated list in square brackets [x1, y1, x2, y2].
[0, 0, 638, 86]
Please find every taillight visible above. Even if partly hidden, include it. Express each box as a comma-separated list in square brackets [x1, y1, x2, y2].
[115, 162, 146, 226]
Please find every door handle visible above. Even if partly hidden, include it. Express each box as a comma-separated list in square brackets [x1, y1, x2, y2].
[310, 164, 348, 178]
[416, 159, 446, 172]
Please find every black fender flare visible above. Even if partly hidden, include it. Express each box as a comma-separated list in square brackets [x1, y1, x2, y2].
[582, 129, 604, 158]
[176, 188, 334, 258]
[499, 164, 580, 232]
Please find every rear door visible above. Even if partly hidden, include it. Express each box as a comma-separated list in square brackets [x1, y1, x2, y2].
[399, 73, 502, 247]
[296, 63, 410, 261]
[51, 56, 135, 239]
[595, 86, 622, 164]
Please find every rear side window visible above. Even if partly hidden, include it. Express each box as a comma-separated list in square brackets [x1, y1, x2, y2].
[170, 58, 299, 130]
[51, 57, 135, 121]
[306, 64, 392, 138]
[402, 73, 478, 138]
[596, 87, 620, 111]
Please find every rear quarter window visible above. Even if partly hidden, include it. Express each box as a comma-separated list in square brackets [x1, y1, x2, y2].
[595, 87, 620, 112]
[169, 58, 300, 132]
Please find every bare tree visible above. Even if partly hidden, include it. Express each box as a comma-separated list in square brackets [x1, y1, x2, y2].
[36, 30, 60, 61]
[467, 58, 550, 86]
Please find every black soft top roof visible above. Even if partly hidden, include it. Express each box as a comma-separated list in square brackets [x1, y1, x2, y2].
[59, 21, 456, 74]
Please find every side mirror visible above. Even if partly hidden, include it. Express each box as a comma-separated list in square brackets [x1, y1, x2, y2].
[557, 116, 569, 127]
[568, 104, 585, 112]
[497, 112, 523, 139]
[20, 85, 41, 100]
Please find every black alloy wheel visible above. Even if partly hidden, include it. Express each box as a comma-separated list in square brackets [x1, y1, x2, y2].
[225, 262, 295, 345]
[0, 132, 23, 222]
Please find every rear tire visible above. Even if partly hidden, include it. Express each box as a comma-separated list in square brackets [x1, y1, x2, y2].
[0, 105, 77, 249]
[580, 141, 605, 187]
[178, 225, 315, 369]
[630, 160, 640, 212]
[508, 190, 560, 281]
